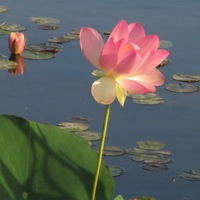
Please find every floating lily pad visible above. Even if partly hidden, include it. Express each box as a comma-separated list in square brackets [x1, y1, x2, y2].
[179, 170, 200, 181]
[0, 29, 9, 35]
[25, 43, 62, 53]
[142, 163, 168, 172]
[127, 93, 157, 99]
[173, 74, 200, 82]
[58, 122, 89, 132]
[104, 31, 111, 37]
[165, 83, 199, 93]
[102, 146, 126, 156]
[150, 150, 173, 157]
[0, 60, 17, 70]
[64, 29, 80, 40]
[129, 196, 156, 200]
[0, 23, 26, 32]
[108, 165, 125, 177]
[21, 50, 56, 60]
[159, 40, 173, 49]
[29, 17, 60, 24]
[131, 153, 162, 163]
[47, 36, 70, 44]
[64, 34, 79, 40]
[67, 116, 92, 123]
[136, 141, 165, 150]
[38, 24, 59, 30]
[128, 93, 166, 105]
[0, 6, 8, 13]
[126, 147, 148, 154]
[157, 59, 170, 67]
[73, 131, 101, 141]
[133, 96, 166, 105]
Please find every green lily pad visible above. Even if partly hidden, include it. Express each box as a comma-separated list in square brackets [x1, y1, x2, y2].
[133, 96, 166, 105]
[0, 23, 26, 32]
[25, 43, 62, 53]
[109, 165, 125, 177]
[142, 163, 168, 172]
[136, 141, 165, 150]
[173, 74, 200, 82]
[150, 150, 173, 157]
[159, 40, 173, 49]
[29, 17, 60, 24]
[131, 153, 162, 163]
[0, 59, 17, 70]
[47, 36, 70, 44]
[21, 50, 56, 60]
[73, 131, 101, 141]
[128, 93, 166, 105]
[64, 29, 80, 40]
[58, 122, 89, 132]
[67, 116, 92, 123]
[38, 24, 59, 30]
[0, 6, 8, 13]
[102, 146, 126, 156]
[127, 93, 157, 99]
[179, 170, 200, 181]
[165, 83, 199, 93]
[126, 147, 148, 154]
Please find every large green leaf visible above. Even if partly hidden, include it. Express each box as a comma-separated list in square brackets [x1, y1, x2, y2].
[0, 115, 114, 200]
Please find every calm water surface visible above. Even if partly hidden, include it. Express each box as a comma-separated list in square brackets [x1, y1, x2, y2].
[0, 0, 200, 199]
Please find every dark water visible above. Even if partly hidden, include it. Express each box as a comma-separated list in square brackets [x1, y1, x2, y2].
[1, 0, 200, 199]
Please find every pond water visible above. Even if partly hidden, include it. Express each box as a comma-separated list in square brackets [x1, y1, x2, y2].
[1, 0, 200, 199]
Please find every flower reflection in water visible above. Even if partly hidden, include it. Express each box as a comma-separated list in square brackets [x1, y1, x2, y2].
[8, 54, 26, 75]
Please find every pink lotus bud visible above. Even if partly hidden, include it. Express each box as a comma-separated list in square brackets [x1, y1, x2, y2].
[9, 32, 26, 54]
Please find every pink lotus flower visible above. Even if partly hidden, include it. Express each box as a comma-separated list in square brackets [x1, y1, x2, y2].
[80, 20, 169, 106]
[9, 32, 26, 54]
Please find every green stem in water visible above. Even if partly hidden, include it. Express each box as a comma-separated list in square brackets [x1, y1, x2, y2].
[91, 104, 111, 200]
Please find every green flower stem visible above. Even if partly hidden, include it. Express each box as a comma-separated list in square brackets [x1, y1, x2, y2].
[91, 104, 111, 200]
